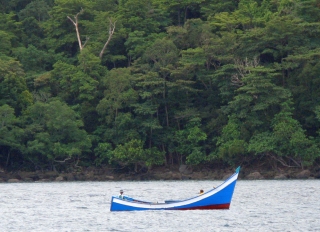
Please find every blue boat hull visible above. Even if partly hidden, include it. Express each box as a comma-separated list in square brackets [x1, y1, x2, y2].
[110, 167, 240, 211]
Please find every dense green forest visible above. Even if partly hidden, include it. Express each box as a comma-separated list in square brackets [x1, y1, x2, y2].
[1, 0, 320, 173]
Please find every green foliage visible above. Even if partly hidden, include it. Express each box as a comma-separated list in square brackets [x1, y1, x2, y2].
[227, 65, 291, 130]
[248, 101, 319, 167]
[42, 0, 95, 55]
[0, 12, 22, 46]
[144, 146, 165, 167]
[50, 60, 99, 104]
[18, 0, 51, 46]
[295, 0, 320, 22]
[154, 0, 204, 25]
[215, 115, 248, 164]
[96, 68, 138, 124]
[22, 100, 91, 168]
[118, 0, 168, 34]
[200, 0, 239, 18]
[1, 0, 320, 171]
[0, 30, 12, 55]
[144, 38, 179, 69]
[94, 142, 113, 166]
[0, 104, 24, 160]
[18, 0, 50, 22]
[173, 118, 207, 165]
[125, 31, 166, 62]
[77, 48, 107, 77]
[315, 105, 320, 122]
[13, 45, 52, 72]
[235, 0, 274, 28]
[109, 139, 164, 171]
[248, 131, 276, 154]
[271, 102, 319, 166]
[0, 58, 32, 113]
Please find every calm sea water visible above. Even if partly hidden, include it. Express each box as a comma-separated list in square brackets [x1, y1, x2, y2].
[0, 180, 319, 232]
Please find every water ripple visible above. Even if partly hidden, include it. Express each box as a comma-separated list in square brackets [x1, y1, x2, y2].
[0, 180, 319, 231]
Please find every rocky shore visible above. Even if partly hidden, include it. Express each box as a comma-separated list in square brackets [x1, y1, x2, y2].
[1, 165, 320, 183]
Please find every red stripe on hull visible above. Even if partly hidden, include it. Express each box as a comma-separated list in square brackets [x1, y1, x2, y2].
[177, 203, 230, 210]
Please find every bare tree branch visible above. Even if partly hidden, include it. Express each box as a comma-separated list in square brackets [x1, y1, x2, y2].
[232, 56, 260, 86]
[54, 156, 72, 163]
[67, 9, 89, 51]
[74, 157, 81, 169]
[99, 18, 116, 59]
[267, 153, 302, 168]
[231, 73, 244, 87]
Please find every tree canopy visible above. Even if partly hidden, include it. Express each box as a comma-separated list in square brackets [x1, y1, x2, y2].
[0, 0, 319, 172]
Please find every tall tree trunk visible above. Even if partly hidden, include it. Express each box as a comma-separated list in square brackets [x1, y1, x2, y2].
[99, 19, 116, 59]
[5, 150, 11, 169]
[184, 6, 188, 23]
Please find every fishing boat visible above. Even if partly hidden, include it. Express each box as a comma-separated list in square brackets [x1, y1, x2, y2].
[110, 166, 240, 211]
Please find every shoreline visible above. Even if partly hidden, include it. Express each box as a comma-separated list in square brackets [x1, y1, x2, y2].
[1, 165, 319, 183]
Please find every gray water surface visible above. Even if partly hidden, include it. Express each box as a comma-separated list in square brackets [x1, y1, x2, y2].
[0, 180, 319, 231]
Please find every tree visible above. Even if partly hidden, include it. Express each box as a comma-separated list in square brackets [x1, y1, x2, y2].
[66, 8, 117, 58]
[0, 58, 32, 114]
[237, 15, 305, 63]
[98, 18, 116, 59]
[117, 0, 169, 34]
[200, 0, 239, 19]
[132, 71, 164, 153]
[234, 0, 273, 29]
[125, 31, 166, 64]
[154, 0, 204, 26]
[67, 8, 89, 51]
[292, 0, 320, 22]
[19, 0, 51, 22]
[226, 65, 291, 132]
[22, 100, 91, 170]
[173, 118, 207, 165]
[13, 45, 52, 73]
[109, 139, 164, 172]
[50, 60, 99, 105]
[93, 142, 113, 166]
[96, 68, 138, 124]
[0, 104, 24, 169]
[280, 48, 320, 134]
[42, 0, 95, 56]
[0, 12, 22, 47]
[249, 101, 319, 168]
[271, 102, 319, 167]
[214, 114, 248, 164]
[0, 0, 17, 13]
[143, 38, 179, 127]
[18, 0, 51, 46]
[0, 30, 12, 55]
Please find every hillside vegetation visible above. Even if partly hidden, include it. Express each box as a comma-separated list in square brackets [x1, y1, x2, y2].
[1, 0, 320, 173]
